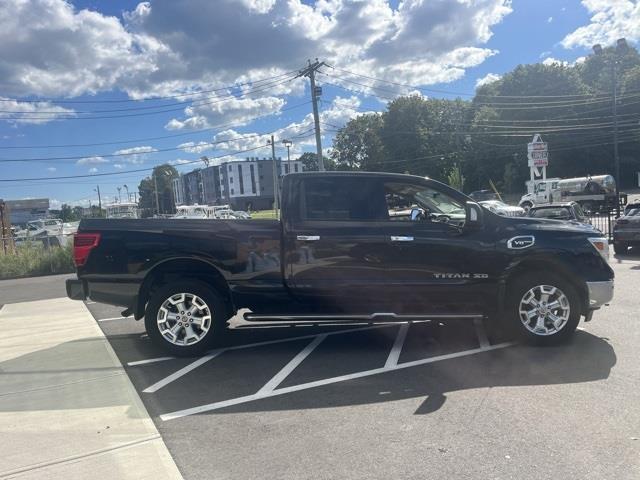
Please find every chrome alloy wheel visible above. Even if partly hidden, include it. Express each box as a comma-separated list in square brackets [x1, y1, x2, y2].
[518, 284, 571, 336]
[157, 292, 212, 346]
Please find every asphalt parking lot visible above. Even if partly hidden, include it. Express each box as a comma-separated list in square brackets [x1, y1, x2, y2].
[1, 253, 638, 479]
[71, 253, 640, 480]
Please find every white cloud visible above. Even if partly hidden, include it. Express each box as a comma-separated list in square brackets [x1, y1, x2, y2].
[47, 167, 57, 172]
[0, 0, 512, 101]
[547, 16, 553, 23]
[166, 95, 286, 131]
[77, 156, 108, 166]
[88, 167, 98, 173]
[113, 145, 157, 164]
[178, 141, 214, 154]
[113, 163, 125, 169]
[476, 73, 502, 88]
[212, 96, 367, 156]
[562, 1, 640, 48]
[0, 97, 74, 124]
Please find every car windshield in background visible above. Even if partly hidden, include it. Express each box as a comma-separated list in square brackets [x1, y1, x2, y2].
[530, 207, 572, 220]
[625, 208, 640, 217]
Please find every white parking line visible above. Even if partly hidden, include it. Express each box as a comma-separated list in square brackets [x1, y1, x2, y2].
[384, 323, 409, 368]
[143, 350, 225, 393]
[128, 356, 175, 366]
[98, 316, 133, 322]
[257, 334, 327, 395]
[129, 324, 395, 367]
[160, 341, 515, 421]
[473, 317, 490, 348]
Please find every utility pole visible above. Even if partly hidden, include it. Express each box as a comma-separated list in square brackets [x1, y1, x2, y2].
[117, 186, 122, 203]
[297, 60, 326, 171]
[94, 186, 102, 217]
[267, 135, 279, 218]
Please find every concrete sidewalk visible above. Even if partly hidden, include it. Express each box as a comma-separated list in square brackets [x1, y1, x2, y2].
[0, 298, 183, 480]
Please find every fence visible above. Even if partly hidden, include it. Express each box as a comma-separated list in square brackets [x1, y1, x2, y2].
[0, 233, 75, 279]
[586, 209, 619, 241]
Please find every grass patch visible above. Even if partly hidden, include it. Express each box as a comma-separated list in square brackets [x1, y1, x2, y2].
[250, 209, 278, 219]
[0, 242, 75, 279]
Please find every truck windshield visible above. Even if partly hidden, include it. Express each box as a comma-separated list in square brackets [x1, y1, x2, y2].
[530, 207, 571, 220]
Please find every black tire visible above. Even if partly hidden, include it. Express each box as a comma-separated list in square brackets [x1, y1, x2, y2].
[145, 280, 229, 356]
[613, 241, 628, 255]
[521, 201, 533, 212]
[503, 272, 581, 346]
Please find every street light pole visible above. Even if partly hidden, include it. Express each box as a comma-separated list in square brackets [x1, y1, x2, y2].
[123, 184, 130, 202]
[282, 139, 292, 173]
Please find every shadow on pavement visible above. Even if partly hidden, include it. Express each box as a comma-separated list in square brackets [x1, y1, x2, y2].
[202, 329, 616, 416]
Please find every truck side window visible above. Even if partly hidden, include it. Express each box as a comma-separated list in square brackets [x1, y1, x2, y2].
[301, 177, 387, 221]
[384, 182, 465, 224]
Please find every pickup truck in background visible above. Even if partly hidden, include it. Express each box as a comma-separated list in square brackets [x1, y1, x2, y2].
[66, 172, 614, 355]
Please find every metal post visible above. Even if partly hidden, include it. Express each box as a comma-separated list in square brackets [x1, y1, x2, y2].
[612, 60, 621, 218]
[95, 186, 102, 217]
[270, 135, 279, 218]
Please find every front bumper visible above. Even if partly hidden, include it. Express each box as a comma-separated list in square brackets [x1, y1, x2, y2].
[66, 278, 86, 300]
[586, 280, 614, 309]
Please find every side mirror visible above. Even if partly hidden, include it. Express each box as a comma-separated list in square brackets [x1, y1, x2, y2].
[465, 201, 484, 229]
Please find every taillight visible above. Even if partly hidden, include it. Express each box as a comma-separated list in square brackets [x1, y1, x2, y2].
[73, 233, 101, 267]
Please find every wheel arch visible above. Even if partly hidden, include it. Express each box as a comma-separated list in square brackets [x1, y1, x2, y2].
[500, 257, 588, 316]
[136, 258, 234, 320]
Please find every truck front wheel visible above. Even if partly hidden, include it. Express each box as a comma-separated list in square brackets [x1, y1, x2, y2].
[504, 273, 580, 345]
[145, 280, 229, 356]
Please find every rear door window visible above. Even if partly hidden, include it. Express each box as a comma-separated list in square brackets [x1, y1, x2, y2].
[301, 176, 387, 221]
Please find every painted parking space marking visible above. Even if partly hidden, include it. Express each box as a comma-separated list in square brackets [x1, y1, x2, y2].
[384, 323, 409, 368]
[98, 316, 133, 322]
[473, 317, 490, 348]
[160, 341, 514, 421]
[143, 350, 226, 393]
[129, 324, 395, 367]
[257, 334, 327, 395]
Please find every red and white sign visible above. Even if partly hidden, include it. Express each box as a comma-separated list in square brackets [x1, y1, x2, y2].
[527, 134, 548, 168]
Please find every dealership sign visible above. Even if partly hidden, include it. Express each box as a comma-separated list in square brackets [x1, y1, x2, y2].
[527, 134, 548, 167]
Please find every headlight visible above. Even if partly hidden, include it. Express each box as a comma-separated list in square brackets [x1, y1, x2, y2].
[588, 237, 610, 261]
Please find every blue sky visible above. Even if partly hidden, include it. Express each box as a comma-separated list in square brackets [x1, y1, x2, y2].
[0, 0, 636, 207]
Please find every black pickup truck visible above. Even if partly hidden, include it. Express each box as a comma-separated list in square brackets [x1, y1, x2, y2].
[67, 172, 614, 355]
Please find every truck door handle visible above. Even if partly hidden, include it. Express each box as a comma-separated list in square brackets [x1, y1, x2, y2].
[297, 235, 320, 241]
[390, 236, 414, 242]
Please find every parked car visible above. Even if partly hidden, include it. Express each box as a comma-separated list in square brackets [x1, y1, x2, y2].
[469, 190, 500, 202]
[527, 202, 591, 226]
[613, 205, 640, 255]
[479, 200, 524, 217]
[66, 172, 613, 355]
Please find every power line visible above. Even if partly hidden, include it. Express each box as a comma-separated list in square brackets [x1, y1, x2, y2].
[0, 70, 299, 104]
[0, 129, 318, 183]
[0, 100, 311, 150]
[327, 65, 632, 99]
[2, 76, 297, 120]
[320, 73, 640, 110]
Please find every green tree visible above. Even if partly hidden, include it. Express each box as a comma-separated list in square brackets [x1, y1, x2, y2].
[59, 204, 77, 222]
[138, 164, 178, 216]
[330, 113, 386, 170]
[298, 152, 336, 171]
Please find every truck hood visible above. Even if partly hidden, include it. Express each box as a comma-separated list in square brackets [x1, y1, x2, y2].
[499, 216, 601, 234]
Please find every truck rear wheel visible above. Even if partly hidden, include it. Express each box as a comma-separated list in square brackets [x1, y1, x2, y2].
[521, 201, 533, 212]
[145, 280, 229, 356]
[504, 273, 580, 345]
